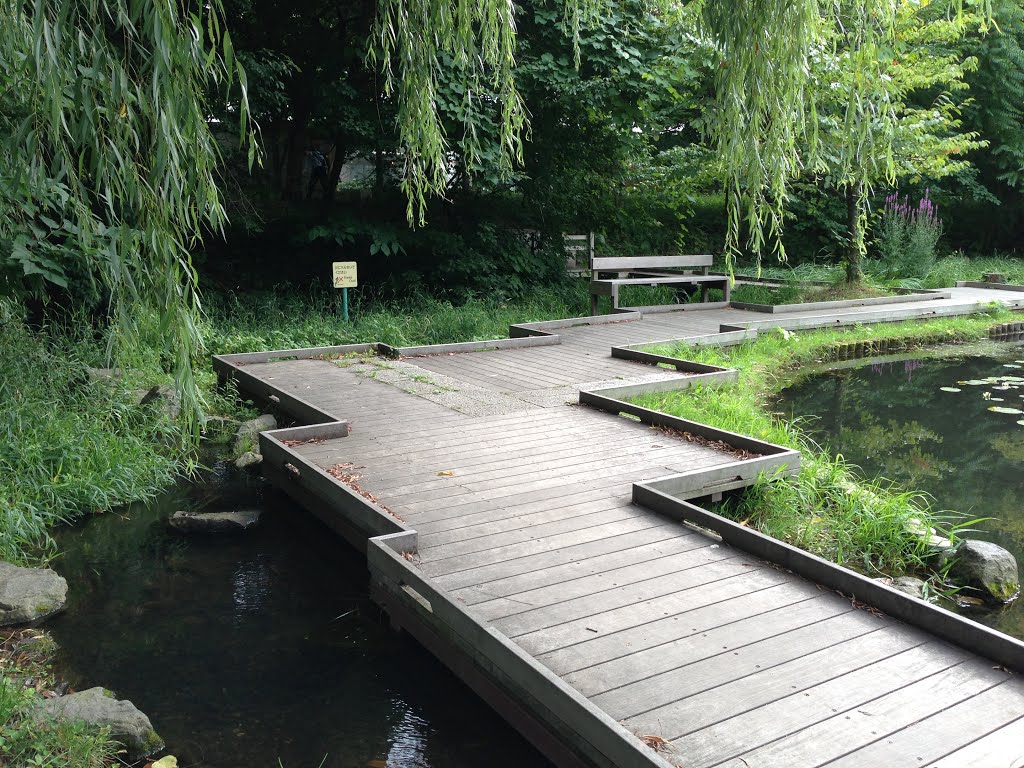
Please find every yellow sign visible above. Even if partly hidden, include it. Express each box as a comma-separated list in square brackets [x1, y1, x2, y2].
[332, 261, 358, 288]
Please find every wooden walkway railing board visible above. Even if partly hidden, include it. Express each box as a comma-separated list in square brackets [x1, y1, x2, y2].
[220, 285, 1024, 768]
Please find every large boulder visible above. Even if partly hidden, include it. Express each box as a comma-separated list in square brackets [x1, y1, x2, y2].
[947, 540, 1020, 604]
[36, 687, 163, 761]
[0, 562, 67, 626]
[233, 414, 277, 455]
[168, 509, 261, 534]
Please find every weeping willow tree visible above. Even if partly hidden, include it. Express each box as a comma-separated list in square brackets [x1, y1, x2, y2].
[0, 0, 250, 437]
[701, 0, 990, 273]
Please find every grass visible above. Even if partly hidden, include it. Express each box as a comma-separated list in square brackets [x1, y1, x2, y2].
[733, 253, 1024, 298]
[201, 284, 594, 354]
[0, 630, 116, 768]
[634, 310, 1011, 576]
[0, 302, 187, 565]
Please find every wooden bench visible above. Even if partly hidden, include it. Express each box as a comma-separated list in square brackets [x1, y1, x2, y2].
[589, 254, 730, 314]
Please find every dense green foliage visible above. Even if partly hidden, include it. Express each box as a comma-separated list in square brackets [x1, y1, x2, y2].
[0, 0, 255, 435]
[636, 313, 1009, 574]
[0, 302, 182, 564]
[203, 285, 590, 353]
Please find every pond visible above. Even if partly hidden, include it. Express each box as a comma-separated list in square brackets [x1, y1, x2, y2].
[775, 342, 1024, 639]
[47, 462, 550, 768]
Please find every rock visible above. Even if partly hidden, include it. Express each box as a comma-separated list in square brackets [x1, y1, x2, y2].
[35, 687, 163, 761]
[947, 540, 1020, 604]
[168, 509, 261, 533]
[137, 384, 181, 420]
[87, 367, 122, 383]
[233, 414, 277, 455]
[0, 562, 68, 626]
[875, 575, 928, 599]
[234, 451, 263, 470]
[904, 518, 954, 552]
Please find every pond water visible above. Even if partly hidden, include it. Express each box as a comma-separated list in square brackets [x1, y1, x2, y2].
[47, 463, 549, 768]
[775, 343, 1024, 638]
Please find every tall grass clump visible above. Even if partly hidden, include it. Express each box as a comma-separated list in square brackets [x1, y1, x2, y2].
[635, 312, 1011, 576]
[0, 301, 182, 564]
[922, 253, 1024, 288]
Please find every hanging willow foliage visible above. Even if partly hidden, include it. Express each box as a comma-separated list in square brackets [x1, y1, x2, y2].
[0, 0, 251, 438]
[701, 0, 991, 270]
[369, 0, 527, 224]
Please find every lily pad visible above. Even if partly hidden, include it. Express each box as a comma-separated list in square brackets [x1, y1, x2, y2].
[1004, 364, 1022, 369]
[989, 397, 1006, 402]
[989, 406, 1024, 414]
[939, 387, 961, 393]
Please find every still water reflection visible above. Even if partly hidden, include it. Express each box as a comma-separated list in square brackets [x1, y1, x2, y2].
[48, 463, 550, 767]
[776, 344, 1024, 638]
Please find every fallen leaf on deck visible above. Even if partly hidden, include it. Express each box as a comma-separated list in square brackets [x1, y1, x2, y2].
[639, 734, 672, 752]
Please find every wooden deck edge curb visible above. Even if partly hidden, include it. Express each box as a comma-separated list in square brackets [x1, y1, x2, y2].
[214, 357, 338, 424]
[509, 312, 642, 337]
[719, 299, 1023, 333]
[632, 484, 1024, 673]
[580, 390, 796, 464]
[731, 289, 952, 314]
[958, 281, 1024, 293]
[213, 343, 377, 366]
[367, 540, 678, 768]
[616, 301, 730, 315]
[383, 334, 561, 358]
[258, 429, 415, 553]
[609, 346, 736, 374]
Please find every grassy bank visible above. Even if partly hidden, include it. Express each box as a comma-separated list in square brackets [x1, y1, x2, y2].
[0, 630, 115, 767]
[635, 311, 1010, 577]
[0, 302, 185, 565]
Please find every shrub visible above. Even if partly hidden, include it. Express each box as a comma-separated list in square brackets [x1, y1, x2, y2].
[872, 190, 943, 280]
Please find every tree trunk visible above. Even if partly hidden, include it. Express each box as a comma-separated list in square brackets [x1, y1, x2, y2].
[282, 107, 309, 200]
[845, 183, 864, 283]
[325, 137, 346, 203]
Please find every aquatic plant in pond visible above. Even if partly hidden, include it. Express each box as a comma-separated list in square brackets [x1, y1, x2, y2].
[940, 363, 1024, 417]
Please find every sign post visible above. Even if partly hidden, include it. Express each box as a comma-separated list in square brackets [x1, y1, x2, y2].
[331, 262, 358, 322]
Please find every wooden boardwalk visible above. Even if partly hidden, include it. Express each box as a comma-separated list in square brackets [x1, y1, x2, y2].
[220, 286, 1024, 768]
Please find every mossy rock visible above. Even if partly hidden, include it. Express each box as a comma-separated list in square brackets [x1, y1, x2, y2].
[0, 561, 68, 626]
[35, 687, 164, 761]
[947, 540, 1020, 604]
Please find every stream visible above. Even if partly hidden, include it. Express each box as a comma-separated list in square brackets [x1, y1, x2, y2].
[47, 462, 550, 767]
